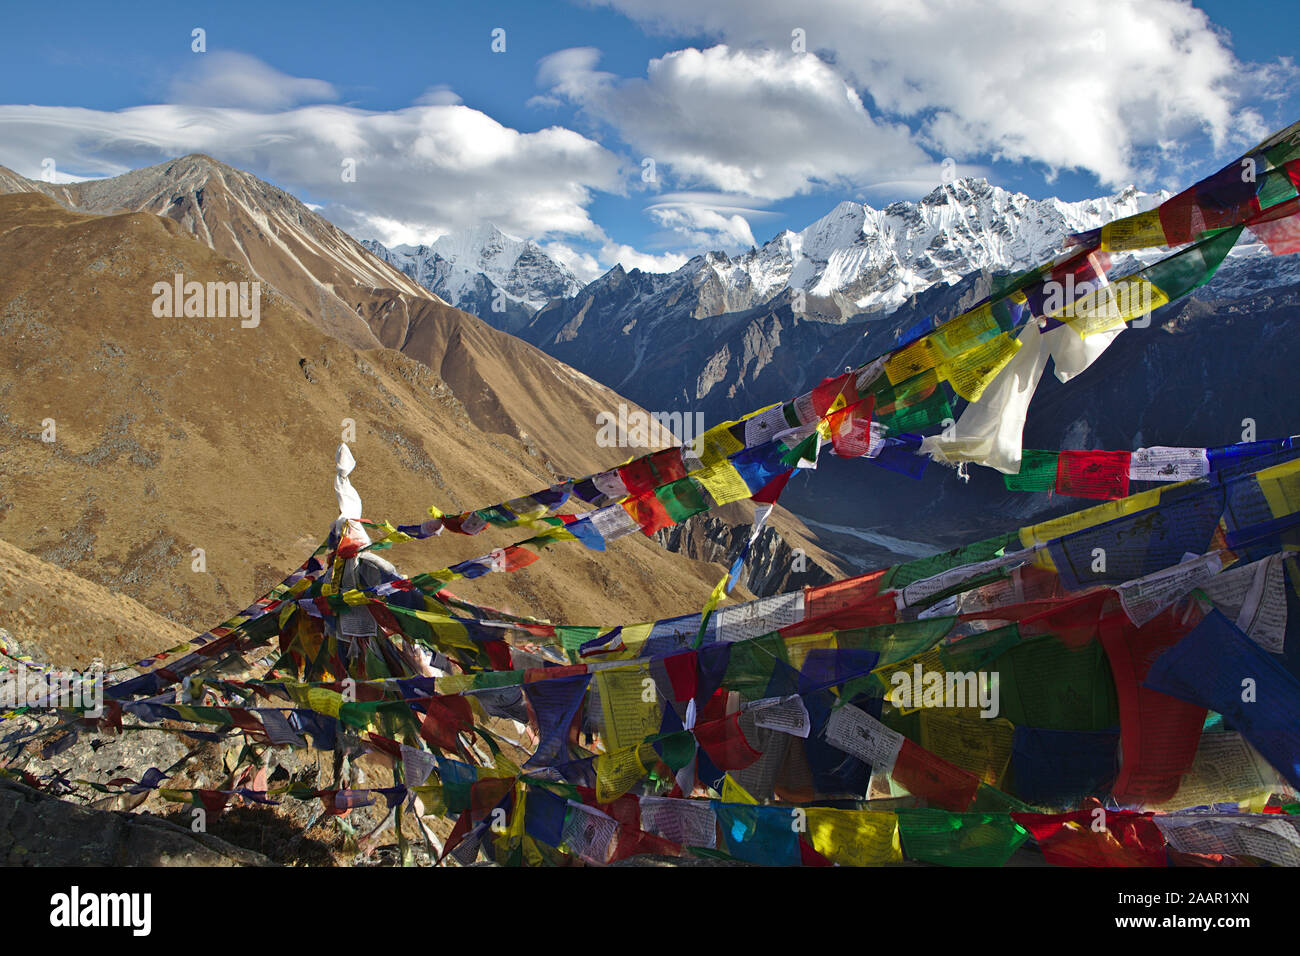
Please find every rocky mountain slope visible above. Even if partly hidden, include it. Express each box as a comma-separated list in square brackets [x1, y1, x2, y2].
[0, 156, 615, 468]
[0, 191, 839, 664]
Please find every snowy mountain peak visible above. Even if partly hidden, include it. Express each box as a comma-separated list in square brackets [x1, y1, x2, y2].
[362, 224, 582, 333]
[366, 178, 1187, 334]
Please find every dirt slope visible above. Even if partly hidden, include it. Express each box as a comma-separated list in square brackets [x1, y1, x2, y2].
[0, 192, 758, 661]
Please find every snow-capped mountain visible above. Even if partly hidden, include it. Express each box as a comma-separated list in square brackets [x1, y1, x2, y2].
[513, 179, 1170, 406]
[364, 178, 1169, 337]
[355, 176, 1298, 467]
[722, 178, 1165, 318]
[363, 223, 583, 334]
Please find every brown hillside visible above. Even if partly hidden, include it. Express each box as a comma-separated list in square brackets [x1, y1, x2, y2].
[0, 156, 691, 476]
[0, 537, 194, 668]
[0, 192, 760, 663]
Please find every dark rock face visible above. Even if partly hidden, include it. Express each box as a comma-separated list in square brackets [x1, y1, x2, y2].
[0, 778, 272, 866]
[657, 514, 835, 597]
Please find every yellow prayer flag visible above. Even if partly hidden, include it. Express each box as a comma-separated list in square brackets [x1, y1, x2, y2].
[1255, 456, 1300, 522]
[1100, 208, 1167, 251]
[435, 674, 475, 694]
[697, 420, 746, 464]
[694, 460, 752, 505]
[919, 708, 1015, 787]
[871, 647, 947, 713]
[884, 335, 940, 385]
[523, 835, 546, 867]
[306, 687, 344, 718]
[374, 520, 413, 544]
[596, 664, 662, 751]
[595, 744, 646, 803]
[939, 332, 1021, 402]
[930, 303, 998, 360]
[508, 780, 528, 845]
[782, 631, 837, 672]
[721, 774, 759, 805]
[806, 809, 902, 865]
[1058, 278, 1170, 338]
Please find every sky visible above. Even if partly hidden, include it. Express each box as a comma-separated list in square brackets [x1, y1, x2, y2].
[0, 0, 1295, 280]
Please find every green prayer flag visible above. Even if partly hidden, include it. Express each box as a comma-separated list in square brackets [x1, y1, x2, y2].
[1004, 449, 1059, 491]
[897, 809, 1029, 866]
[655, 477, 709, 523]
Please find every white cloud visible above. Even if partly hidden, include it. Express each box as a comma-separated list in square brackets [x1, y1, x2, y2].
[541, 235, 690, 279]
[539, 44, 931, 200]
[586, 0, 1288, 186]
[0, 97, 624, 247]
[414, 85, 463, 107]
[168, 51, 339, 110]
[646, 202, 757, 249]
[539, 240, 606, 283]
[598, 240, 690, 274]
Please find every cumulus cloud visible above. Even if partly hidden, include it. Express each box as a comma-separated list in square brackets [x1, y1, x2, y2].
[539, 44, 931, 199]
[0, 97, 625, 247]
[585, 0, 1289, 186]
[541, 237, 689, 280]
[539, 241, 606, 282]
[168, 51, 339, 110]
[597, 240, 690, 274]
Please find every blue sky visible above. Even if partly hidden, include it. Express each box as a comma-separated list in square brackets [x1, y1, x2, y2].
[0, 0, 1295, 278]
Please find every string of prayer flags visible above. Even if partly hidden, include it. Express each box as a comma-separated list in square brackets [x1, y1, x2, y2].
[13, 117, 1300, 866]
[1066, 121, 1300, 250]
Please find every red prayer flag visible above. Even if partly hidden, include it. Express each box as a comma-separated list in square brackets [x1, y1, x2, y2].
[751, 469, 793, 505]
[420, 694, 475, 752]
[1098, 610, 1206, 803]
[663, 650, 698, 703]
[1054, 450, 1131, 500]
[891, 738, 981, 811]
[617, 457, 659, 496]
[781, 593, 897, 636]
[622, 492, 674, 537]
[803, 571, 888, 618]
[1011, 807, 1167, 867]
[648, 447, 689, 485]
[694, 711, 762, 772]
[1247, 196, 1300, 255]
[798, 836, 835, 867]
[827, 396, 875, 458]
[811, 372, 859, 418]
